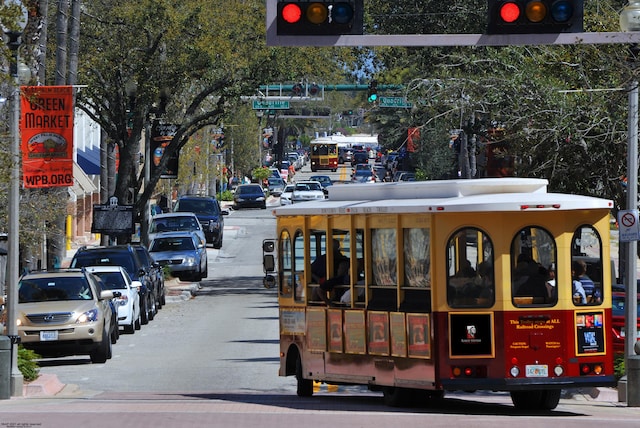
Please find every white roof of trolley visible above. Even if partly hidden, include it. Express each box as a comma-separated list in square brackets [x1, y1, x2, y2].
[271, 178, 613, 216]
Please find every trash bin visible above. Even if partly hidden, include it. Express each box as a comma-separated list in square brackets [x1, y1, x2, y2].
[627, 355, 640, 407]
[0, 335, 11, 399]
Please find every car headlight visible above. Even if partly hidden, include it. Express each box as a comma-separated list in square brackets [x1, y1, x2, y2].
[257, 197, 265, 201]
[77, 308, 99, 323]
[184, 256, 196, 265]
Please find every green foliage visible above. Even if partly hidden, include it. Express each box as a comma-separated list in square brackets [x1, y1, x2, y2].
[615, 354, 626, 381]
[218, 190, 234, 202]
[363, 0, 632, 210]
[17, 346, 40, 382]
[251, 166, 272, 183]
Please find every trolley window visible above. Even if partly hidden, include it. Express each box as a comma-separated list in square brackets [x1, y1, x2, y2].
[279, 230, 293, 298]
[571, 225, 603, 306]
[511, 226, 557, 307]
[447, 227, 495, 308]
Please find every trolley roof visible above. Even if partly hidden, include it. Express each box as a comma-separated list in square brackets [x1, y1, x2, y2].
[271, 178, 613, 216]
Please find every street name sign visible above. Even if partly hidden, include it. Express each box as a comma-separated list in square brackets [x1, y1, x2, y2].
[252, 100, 290, 110]
[379, 96, 413, 108]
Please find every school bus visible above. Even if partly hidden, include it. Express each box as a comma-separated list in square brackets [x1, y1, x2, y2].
[262, 178, 616, 410]
[309, 140, 338, 172]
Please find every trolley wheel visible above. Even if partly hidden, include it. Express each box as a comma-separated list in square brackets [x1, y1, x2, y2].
[382, 386, 411, 407]
[540, 389, 561, 410]
[295, 356, 313, 397]
[510, 390, 544, 410]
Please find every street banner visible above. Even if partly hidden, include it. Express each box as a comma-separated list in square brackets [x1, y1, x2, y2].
[20, 86, 74, 188]
[150, 120, 179, 179]
[407, 127, 420, 152]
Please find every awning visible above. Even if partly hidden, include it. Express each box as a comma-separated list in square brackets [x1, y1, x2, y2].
[77, 146, 101, 175]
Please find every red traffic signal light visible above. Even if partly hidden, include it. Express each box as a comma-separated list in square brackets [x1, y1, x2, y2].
[487, 0, 583, 34]
[277, 1, 363, 36]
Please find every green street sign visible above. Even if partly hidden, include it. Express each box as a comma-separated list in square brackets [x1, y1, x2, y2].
[378, 96, 413, 108]
[252, 100, 290, 110]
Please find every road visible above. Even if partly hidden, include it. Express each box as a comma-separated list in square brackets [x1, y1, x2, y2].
[1, 170, 639, 427]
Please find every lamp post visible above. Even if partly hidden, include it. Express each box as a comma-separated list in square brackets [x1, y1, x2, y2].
[3, 0, 28, 398]
[621, 1, 640, 407]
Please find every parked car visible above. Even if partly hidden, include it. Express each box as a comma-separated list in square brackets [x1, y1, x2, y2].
[148, 231, 208, 282]
[280, 184, 295, 206]
[288, 152, 303, 170]
[149, 212, 207, 247]
[85, 266, 141, 334]
[267, 177, 286, 196]
[70, 245, 156, 325]
[133, 244, 165, 309]
[234, 184, 267, 209]
[611, 291, 640, 354]
[291, 181, 326, 203]
[174, 195, 228, 249]
[10, 269, 117, 363]
[398, 172, 416, 181]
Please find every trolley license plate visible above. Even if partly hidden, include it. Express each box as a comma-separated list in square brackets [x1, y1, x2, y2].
[525, 365, 548, 378]
[40, 330, 58, 341]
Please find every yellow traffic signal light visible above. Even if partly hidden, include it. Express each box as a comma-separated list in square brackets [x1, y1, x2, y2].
[487, 0, 583, 34]
[277, 1, 363, 36]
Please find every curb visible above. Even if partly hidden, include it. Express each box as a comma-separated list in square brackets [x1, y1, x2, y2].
[23, 373, 65, 397]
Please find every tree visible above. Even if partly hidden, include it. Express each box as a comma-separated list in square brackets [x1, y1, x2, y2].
[362, 0, 632, 211]
[70, 0, 354, 228]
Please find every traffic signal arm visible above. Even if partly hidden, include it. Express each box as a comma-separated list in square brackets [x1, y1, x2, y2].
[277, 1, 364, 36]
[487, 0, 583, 34]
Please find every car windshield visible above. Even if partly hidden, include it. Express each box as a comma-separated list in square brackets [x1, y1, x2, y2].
[612, 295, 640, 317]
[71, 252, 135, 275]
[91, 272, 127, 290]
[238, 186, 262, 195]
[19, 277, 93, 302]
[150, 217, 200, 233]
[176, 199, 219, 215]
[150, 237, 195, 252]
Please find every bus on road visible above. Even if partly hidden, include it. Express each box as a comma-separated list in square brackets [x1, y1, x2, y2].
[263, 178, 616, 410]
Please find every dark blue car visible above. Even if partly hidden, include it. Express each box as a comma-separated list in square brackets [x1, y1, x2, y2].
[233, 184, 267, 209]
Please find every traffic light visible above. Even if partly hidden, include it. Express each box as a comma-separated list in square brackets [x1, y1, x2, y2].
[309, 83, 320, 96]
[367, 80, 378, 103]
[487, 0, 583, 34]
[277, 1, 364, 36]
[292, 83, 303, 96]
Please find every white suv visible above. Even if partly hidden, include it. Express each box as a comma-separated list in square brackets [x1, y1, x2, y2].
[291, 181, 326, 203]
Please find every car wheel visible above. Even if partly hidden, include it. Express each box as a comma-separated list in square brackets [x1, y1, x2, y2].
[148, 295, 156, 321]
[213, 238, 222, 249]
[140, 297, 149, 325]
[156, 289, 163, 310]
[160, 289, 166, 306]
[90, 329, 111, 364]
[134, 310, 141, 330]
[124, 313, 135, 334]
[110, 322, 118, 344]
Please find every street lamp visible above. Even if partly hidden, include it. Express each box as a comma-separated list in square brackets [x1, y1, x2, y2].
[620, 2, 640, 407]
[3, 0, 28, 398]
